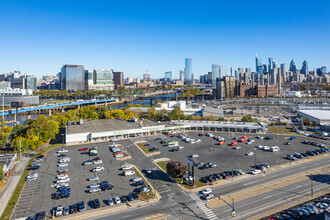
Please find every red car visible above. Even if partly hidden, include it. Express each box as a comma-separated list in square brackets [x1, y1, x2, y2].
[59, 171, 69, 175]
[219, 141, 225, 145]
[231, 142, 238, 146]
[240, 139, 247, 142]
[79, 148, 88, 151]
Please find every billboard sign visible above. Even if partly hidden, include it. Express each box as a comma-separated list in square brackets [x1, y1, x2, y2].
[187, 159, 194, 185]
[11, 102, 23, 108]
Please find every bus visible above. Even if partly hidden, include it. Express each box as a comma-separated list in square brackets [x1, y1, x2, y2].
[168, 141, 179, 147]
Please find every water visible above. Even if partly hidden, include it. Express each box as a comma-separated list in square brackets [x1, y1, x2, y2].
[5, 92, 179, 125]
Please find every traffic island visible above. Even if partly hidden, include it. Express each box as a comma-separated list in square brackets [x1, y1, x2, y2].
[114, 144, 131, 161]
[134, 141, 161, 157]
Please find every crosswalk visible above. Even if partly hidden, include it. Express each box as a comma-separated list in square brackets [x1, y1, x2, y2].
[189, 194, 219, 220]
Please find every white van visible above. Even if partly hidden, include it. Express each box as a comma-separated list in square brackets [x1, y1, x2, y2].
[57, 174, 69, 180]
[270, 146, 280, 152]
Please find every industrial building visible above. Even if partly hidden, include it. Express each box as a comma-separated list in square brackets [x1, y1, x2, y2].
[297, 110, 330, 124]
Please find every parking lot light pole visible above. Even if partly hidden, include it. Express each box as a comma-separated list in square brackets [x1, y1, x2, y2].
[254, 148, 257, 168]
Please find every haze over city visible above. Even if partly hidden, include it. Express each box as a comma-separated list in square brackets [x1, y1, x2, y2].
[1, 0, 330, 78]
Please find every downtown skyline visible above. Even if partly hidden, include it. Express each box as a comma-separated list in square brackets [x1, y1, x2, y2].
[0, 0, 329, 78]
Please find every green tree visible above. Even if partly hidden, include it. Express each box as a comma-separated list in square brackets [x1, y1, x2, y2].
[0, 164, 4, 181]
[241, 115, 258, 122]
[166, 161, 187, 178]
[217, 117, 225, 121]
[167, 106, 184, 120]
[29, 115, 59, 142]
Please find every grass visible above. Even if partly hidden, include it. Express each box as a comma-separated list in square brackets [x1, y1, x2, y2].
[156, 161, 167, 172]
[1, 143, 64, 220]
[174, 178, 206, 189]
[136, 143, 150, 154]
[268, 127, 296, 135]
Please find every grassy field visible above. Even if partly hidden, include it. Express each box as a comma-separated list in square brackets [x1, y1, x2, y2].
[268, 126, 296, 135]
[156, 161, 167, 172]
[136, 143, 150, 153]
[174, 178, 206, 189]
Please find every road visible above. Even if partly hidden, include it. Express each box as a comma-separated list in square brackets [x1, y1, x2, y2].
[92, 142, 329, 220]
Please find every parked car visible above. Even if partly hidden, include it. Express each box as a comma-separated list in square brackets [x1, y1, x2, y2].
[108, 198, 114, 206]
[69, 204, 77, 214]
[92, 199, 101, 209]
[88, 183, 100, 188]
[78, 201, 86, 212]
[245, 152, 254, 156]
[191, 154, 199, 158]
[88, 176, 99, 181]
[114, 197, 121, 204]
[55, 205, 63, 217]
[89, 188, 101, 193]
[58, 163, 68, 167]
[250, 169, 261, 175]
[134, 181, 145, 186]
[63, 206, 70, 215]
[131, 177, 143, 182]
[92, 167, 104, 172]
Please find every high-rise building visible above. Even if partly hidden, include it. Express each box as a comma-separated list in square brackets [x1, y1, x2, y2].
[164, 71, 172, 82]
[179, 70, 184, 81]
[200, 75, 204, 84]
[255, 54, 263, 75]
[60, 64, 85, 91]
[280, 64, 286, 82]
[212, 64, 226, 87]
[89, 69, 114, 91]
[268, 58, 273, 72]
[113, 72, 124, 89]
[25, 75, 37, 90]
[289, 59, 297, 72]
[143, 73, 151, 80]
[184, 58, 193, 85]
[316, 66, 327, 76]
[234, 70, 238, 80]
[301, 60, 308, 76]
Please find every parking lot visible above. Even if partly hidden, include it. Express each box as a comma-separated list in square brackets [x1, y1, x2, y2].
[146, 132, 328, 180]
[14, 142, 146, 219]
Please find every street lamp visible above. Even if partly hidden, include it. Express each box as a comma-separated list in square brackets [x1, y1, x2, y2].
[306, 172, 314, 196]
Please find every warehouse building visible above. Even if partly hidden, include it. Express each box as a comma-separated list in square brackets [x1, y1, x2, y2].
[297, 110, 330, 124]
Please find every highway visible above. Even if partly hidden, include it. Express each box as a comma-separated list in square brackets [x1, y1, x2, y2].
[0, 99, 116, 116]
[92, 145, 329, 220]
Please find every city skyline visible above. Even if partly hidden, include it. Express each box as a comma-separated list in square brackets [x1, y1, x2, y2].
[0, 0, 329, 78]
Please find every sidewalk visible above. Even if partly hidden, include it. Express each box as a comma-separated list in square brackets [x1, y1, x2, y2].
[0, 156, 30, 217]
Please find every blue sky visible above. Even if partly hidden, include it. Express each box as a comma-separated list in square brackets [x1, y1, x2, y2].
[0, 0, 329, 78]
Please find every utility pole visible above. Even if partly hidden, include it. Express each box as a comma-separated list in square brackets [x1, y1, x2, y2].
[19, 139, 21, 158]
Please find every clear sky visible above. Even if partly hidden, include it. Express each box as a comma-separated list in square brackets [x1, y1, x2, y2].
[1, 0, 329, 79]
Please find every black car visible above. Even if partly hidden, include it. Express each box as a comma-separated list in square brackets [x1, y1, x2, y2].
[36, 155, 44, 159]
[78, 201, 85, 212]
[121, 196, 128, 203]
[93, 199, 100, 209]
[306, 151, 315, 156]
[285, 211, 299, 219]
[301, 152, 308, 157]
[206, 175, 214, 182]
[198, 133, 204, 136]
[131, 192, 139, 199]
[224, 171, 233, 177]
[69, 204, 78, 214]
[100, 180, 112, 186]
[200, 164, 209, 170]
[134, 181, 145, 186]
[101, 184, 114, 191]
[35, 211, 46, 220]
[128, 193, 134, 201]
[312, 150, 320, 155]
[252, 165, 262, 170]
[149, 147, 159, 152]
[144, 143, 150, 146]
[213, 173, 221, 179]
[200, 177, 209, 183]
[171, 148, 179, 152]
[265, 136, 273, 140]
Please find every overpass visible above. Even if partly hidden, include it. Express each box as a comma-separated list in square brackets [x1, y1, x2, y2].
[0, 98, 117, 117]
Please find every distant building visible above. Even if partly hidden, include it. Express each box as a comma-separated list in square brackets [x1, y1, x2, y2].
[216, 76, 237, 100]
[212, 64, 226, 88]
[179, 70, 184, 81]
[280, 64, 286, 82]
[184, 58, 193, 85]
[60, 64, 85, 91]
[316, 66, 327, 76]
[301, 60, 308, 76]
[143, 73, 151, 80]
[164, 71, 172, 82]
[113, 72, 124, 89]
[289, 59, 297, 72]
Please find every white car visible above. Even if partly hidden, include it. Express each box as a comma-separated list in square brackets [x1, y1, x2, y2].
[27, 176, 37, 181]
[53, 183, 69, 188]
[201, 193, 214, 200]
[28, 173, 38, 178]
[233, 146, 241, 150]
[179, 146, 184, 149]
[124, 170, 136, 176]
[191, 154, 199, 158]
[201, 189, 212, 195]
[108, 198, 114, 206]
[89, 188, 101, 193]
[57, 149, 68, 153]
[209, 134, 214, 138]
[34, 158, 43, 162]
[196, 139, 201, 143]
[245, 152, 254, 156]
[114, 197, 121, 204]
[257, 145, 263, 149]
[122, 165, 133, 170]
[84, 160, 93, 165]
[251, 169, 261, 175]
[88, 176, 99, 181]
[88, 183, 100, 188]
[263, 146, 270, 151]
[93, 160, 102, 164]
[57, 174, 68, 179]
[246, 141, 253, 145]
[57, 178, 70, 183]
[58, 163, 68, 167]
[115, 154, 123, 158]
[55, 205, 63, 216]
[146, 168, 152, 174]
[131, 177, 143, 182]
[93, 167, 104, 172]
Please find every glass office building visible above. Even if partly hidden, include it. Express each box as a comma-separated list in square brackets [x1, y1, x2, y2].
[25, 75, 37, 90]
[93, 69, 113, 84]
[184, 58, 193, 85]
[164, 71, 172, 82]
[61, 64, 85, 91]
[212, 64, 226, 88]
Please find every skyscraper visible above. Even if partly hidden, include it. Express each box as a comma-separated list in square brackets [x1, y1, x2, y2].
[179, 70, 184, 81]
[301, 60, 308, 76]
[212, 64, 226, 87]
[289, 59, 297, 72]
[61, 64, 85, 91]
[280, 64, 286, 82]
[184, 58, 193, 85]
[255, 54, 263, 75]
[268, 58, 273, 72]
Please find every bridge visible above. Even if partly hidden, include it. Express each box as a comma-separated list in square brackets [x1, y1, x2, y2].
[0, 98, 117, 117]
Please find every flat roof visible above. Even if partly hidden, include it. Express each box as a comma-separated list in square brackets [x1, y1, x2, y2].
[298, 110, 330, 121]
[170, 120, 263, 129]
[67, 118, 161, 134]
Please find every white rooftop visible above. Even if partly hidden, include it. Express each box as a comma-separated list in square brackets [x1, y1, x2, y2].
[298, 110, 330, 120]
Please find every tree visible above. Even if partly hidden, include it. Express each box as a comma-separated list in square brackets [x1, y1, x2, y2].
[302, 117, 312, 126]
[0, 164, 4, 181]
[168, 106, 184, 120]
[241, 115, 258, 122]
[166, 161, 187, 178]
[217, 117, 225, 121]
